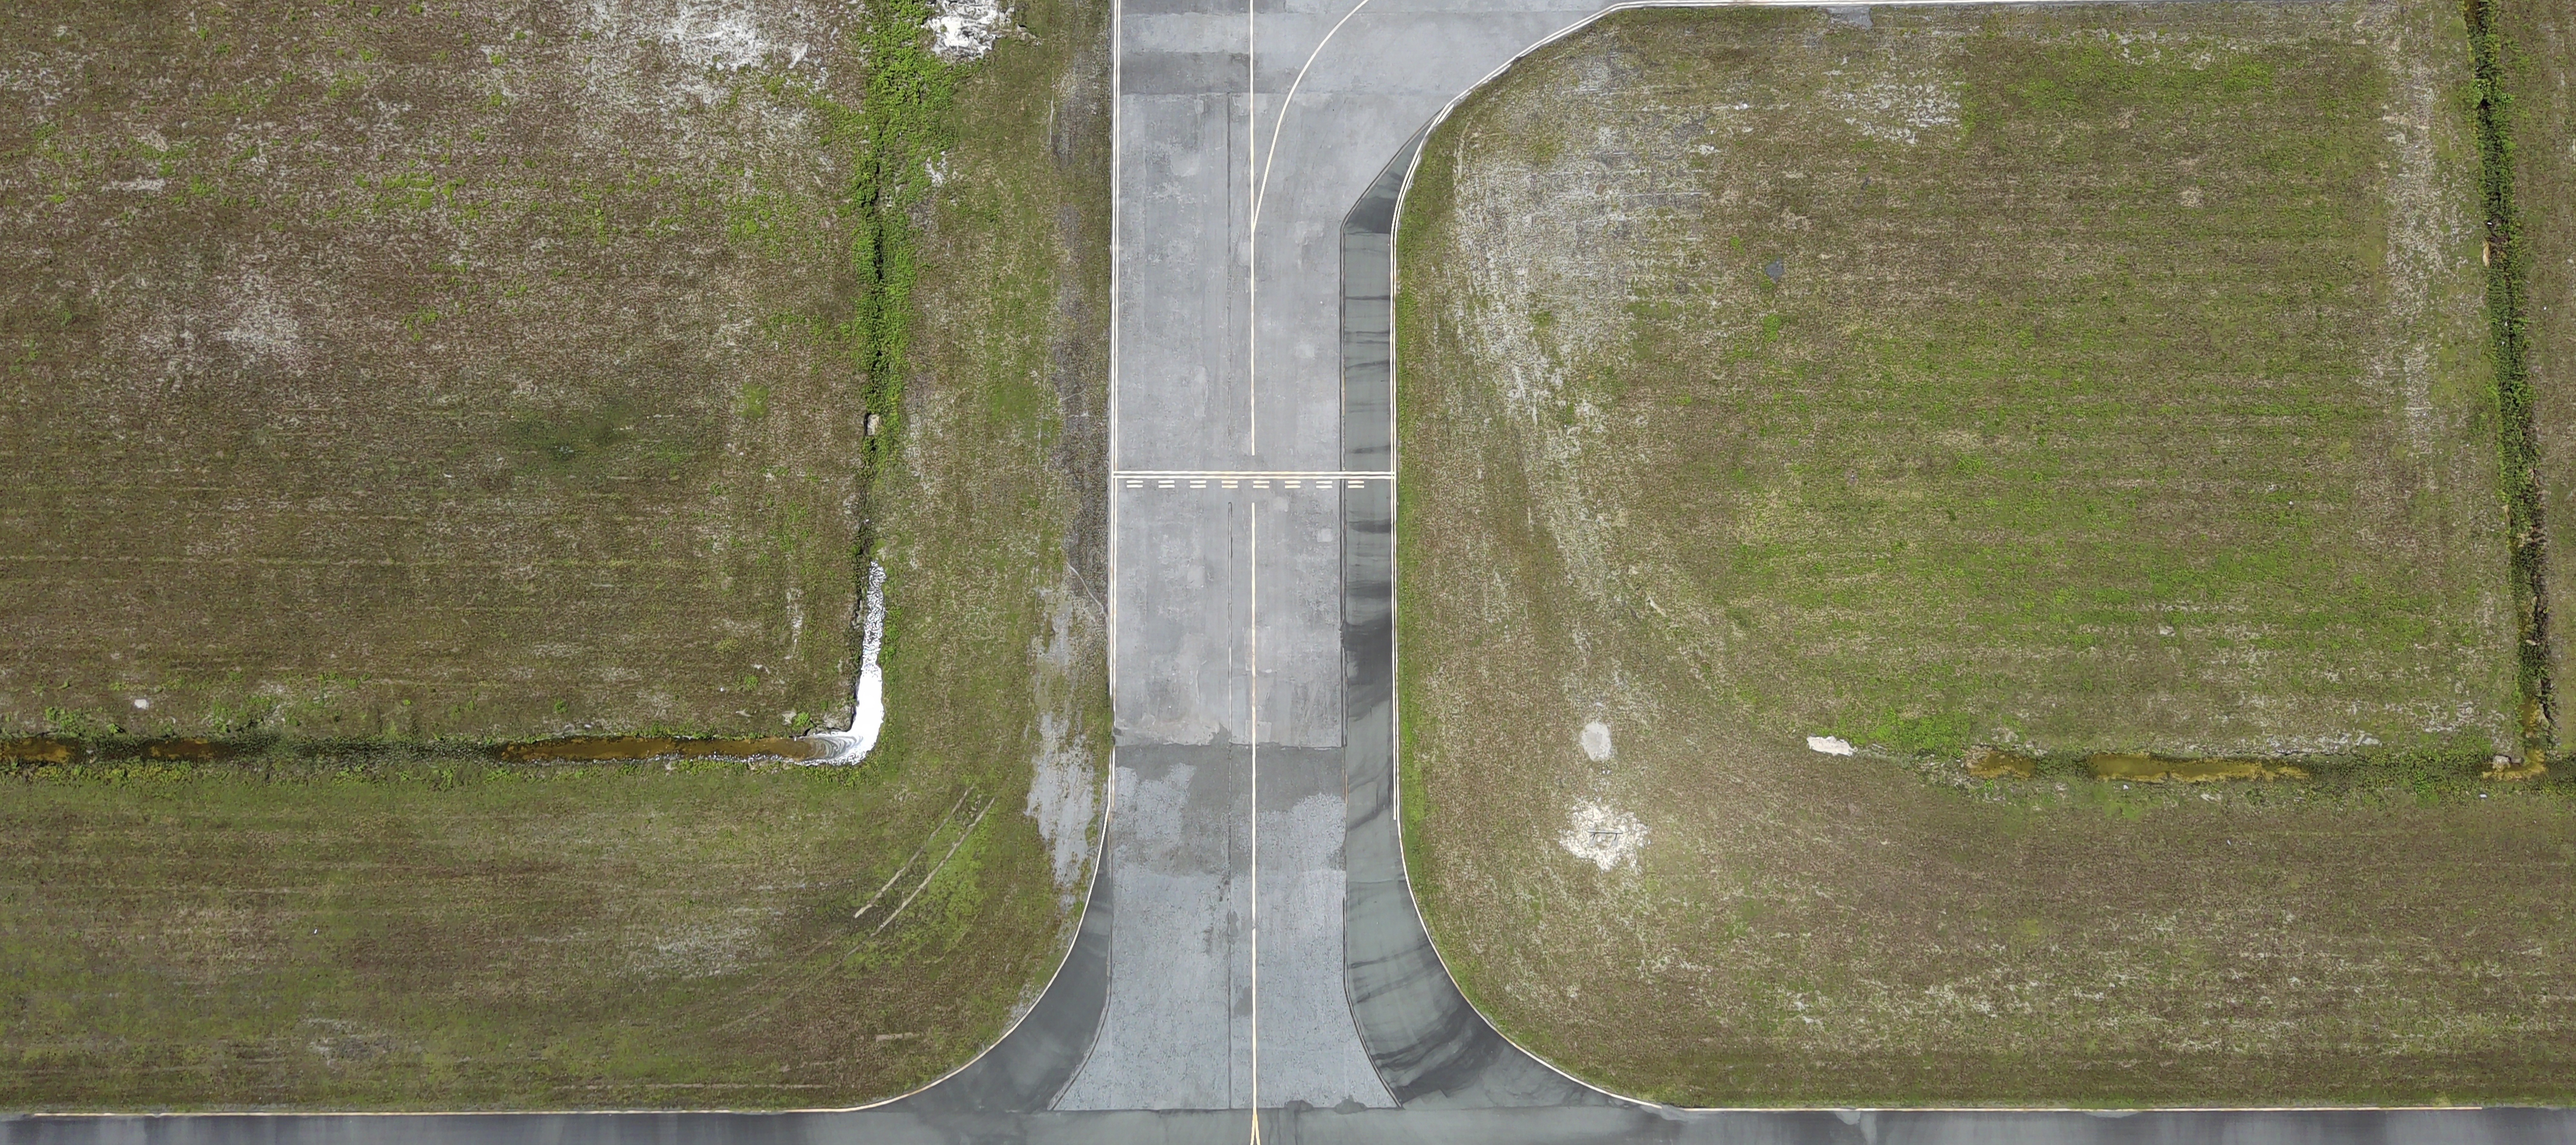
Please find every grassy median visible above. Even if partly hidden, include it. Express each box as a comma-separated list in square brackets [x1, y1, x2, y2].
[1399, 0, 2576, 1104]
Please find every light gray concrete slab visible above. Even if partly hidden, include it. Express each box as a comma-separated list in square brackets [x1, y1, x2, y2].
[1111, 492, 1253, 748]
[1114, 94, 1245, 466]
[1081, 477, 1370, 1109]
[1111, 485, 1343, 750]
[1054, 744, 1252, 1109]
[1099, 0, 1608, 1112]
[1253, 747, 1392, 1108]
[1099, 0, 1619, 1108]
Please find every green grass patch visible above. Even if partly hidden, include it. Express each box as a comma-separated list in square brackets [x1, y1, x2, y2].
[2466, 0, 2555, 748]
[1395, 1, 2576, 1105]
[0, 751, 1063, 1109]
[1407, 0, 2512, 762]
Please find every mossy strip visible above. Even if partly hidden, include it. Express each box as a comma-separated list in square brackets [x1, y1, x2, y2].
[849, 0, 959, 492]
[2466, 0, 2555, 746]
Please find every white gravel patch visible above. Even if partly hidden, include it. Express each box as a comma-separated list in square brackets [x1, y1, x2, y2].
[1558, 800, 1647, 871]
[1578, 720, 1613, 762]
[1806, 734, 1856, 756]
[1023, 582, 1102, 893]
[810, 561, 887, 763]
[925, 0, 1009, 61]
[662, 0, 773, 70]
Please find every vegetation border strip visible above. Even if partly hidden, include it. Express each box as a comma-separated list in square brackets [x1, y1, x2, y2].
[2466, 0, 2554, 752]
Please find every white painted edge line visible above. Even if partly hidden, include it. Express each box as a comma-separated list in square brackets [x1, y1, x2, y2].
[1106, 0, 1123, 718]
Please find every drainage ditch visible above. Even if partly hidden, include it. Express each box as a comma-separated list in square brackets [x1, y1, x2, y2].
[2467, 0, 2555, 756]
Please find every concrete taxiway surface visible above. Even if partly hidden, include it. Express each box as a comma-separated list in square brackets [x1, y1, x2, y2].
[11, 1, 2573, 1141]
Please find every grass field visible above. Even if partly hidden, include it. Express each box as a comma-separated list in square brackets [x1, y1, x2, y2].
[0, 0, 878, 739]
[1402, 0, 2513, 765]
[0, 754, 1072, 1108]
[0, 0, 1112, 1111]
[1398, 0, 2576, 1104]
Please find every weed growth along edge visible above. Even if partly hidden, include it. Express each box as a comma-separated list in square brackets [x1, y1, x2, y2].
[2466, 0, 2555, 753]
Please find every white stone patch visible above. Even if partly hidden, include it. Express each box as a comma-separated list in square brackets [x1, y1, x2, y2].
[925, 0, 1009, 61]
[664, 0, 771, 71]
[809, 561, 887, 763]
[1558, 800, 1647, 871]
[1807, 734, 1856, 756]
[1023, 580, 1101, 892]
[1822, 78, 1959, 144]
[219, 275, 308, 370]
[1579, 720, 1613, 762]
[1026, 712, 1095, 891]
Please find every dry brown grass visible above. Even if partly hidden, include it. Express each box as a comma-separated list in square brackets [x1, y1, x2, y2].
[0, 0, 1112, 1110]
[0, 755, 1073, 1109]
[1398, 1, 2576, 1105]
[0, 0, 872, 739]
